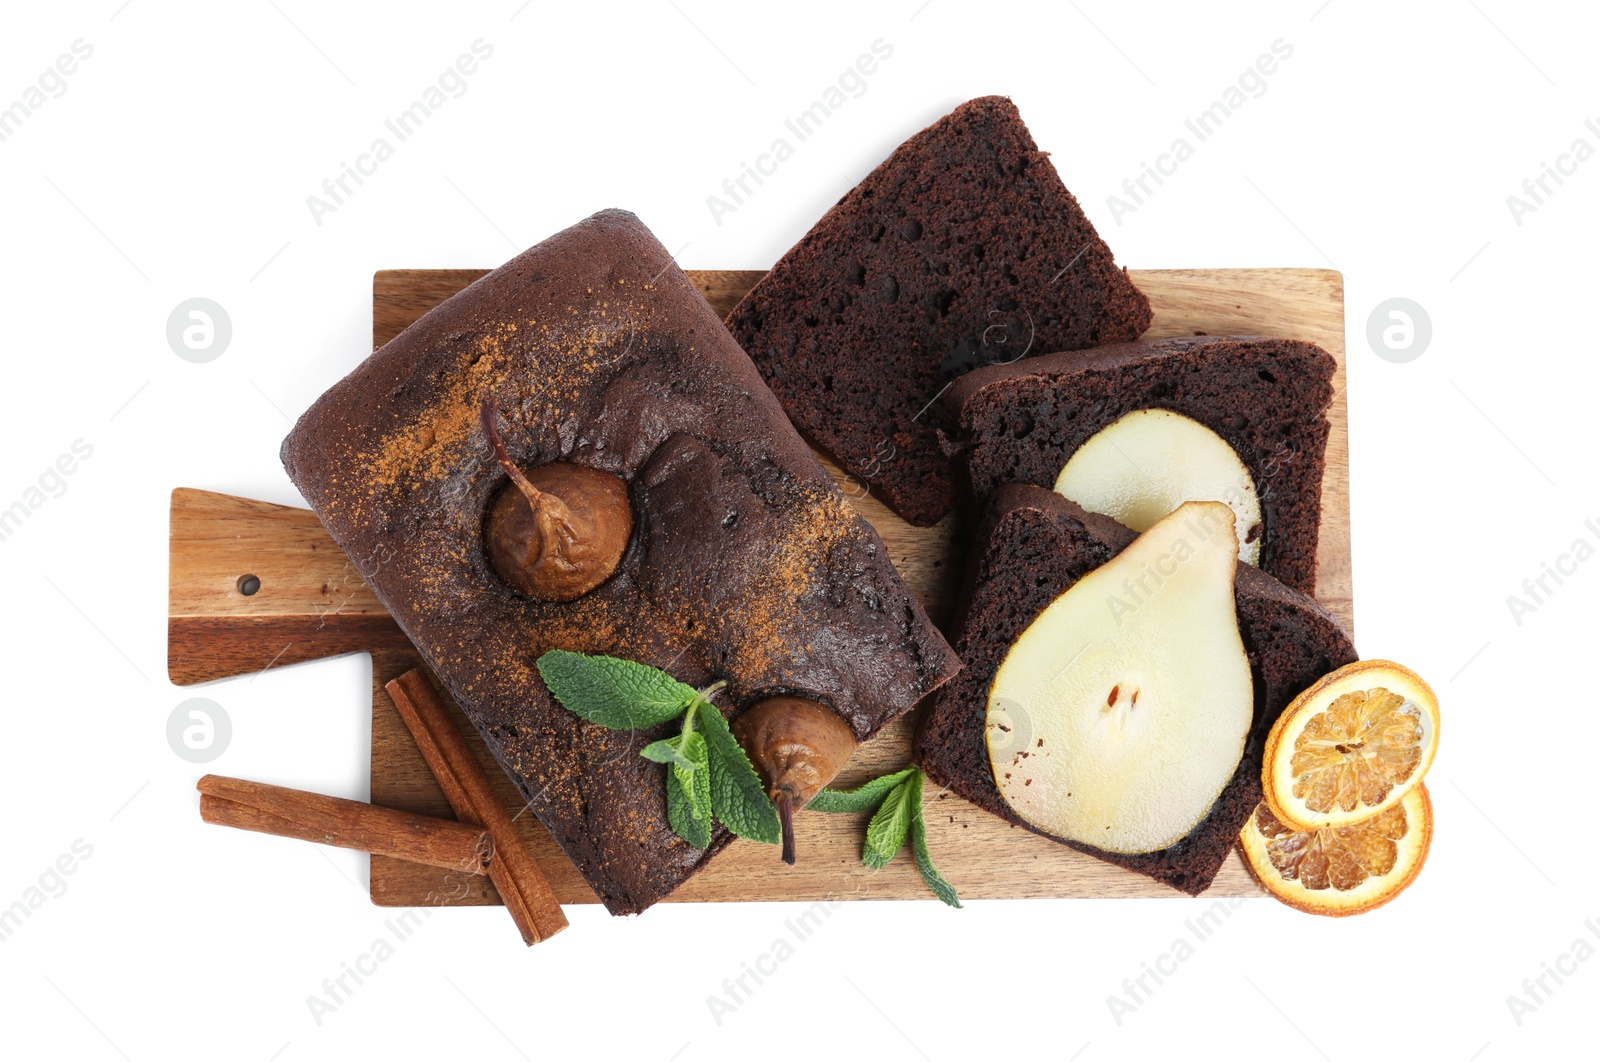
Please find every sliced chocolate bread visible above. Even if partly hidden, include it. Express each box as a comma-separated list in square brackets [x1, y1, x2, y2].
[726, 95, 1151, 527]
[947, 335, 1335, 595]
[914, 485, 1355, 896]
[282, 209, 960, 915]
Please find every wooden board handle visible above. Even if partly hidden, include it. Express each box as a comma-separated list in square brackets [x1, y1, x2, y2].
[168, 488, 410, 685]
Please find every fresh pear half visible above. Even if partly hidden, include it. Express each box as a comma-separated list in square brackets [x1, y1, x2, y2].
[1054, 409, 1264, 566]
[986, 500, 1253, 854]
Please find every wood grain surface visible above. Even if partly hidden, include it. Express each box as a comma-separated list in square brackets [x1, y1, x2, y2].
[167, 489, 410, 685]
[168, 266, 1350, 907]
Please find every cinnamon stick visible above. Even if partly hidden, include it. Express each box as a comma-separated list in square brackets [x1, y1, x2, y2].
[198, 775, 492, 874]
[386, 668, 568, 944]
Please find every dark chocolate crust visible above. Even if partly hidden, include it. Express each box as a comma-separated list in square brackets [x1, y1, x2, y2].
[914, 485, 1355, 896]
[726, 96, 1151, 527]
[281, 209, 960, 915]
[947, 335, 1335, 595]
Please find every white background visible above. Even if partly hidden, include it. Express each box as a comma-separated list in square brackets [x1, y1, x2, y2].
[1, 1, 1593, 1059]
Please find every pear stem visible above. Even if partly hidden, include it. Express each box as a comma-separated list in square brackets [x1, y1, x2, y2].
[775, 790, 796, 866]
[480, 398, 582, 551]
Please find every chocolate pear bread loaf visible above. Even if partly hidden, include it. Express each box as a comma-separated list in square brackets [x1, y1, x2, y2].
[281, 209, 960, 915]
[914, 485, 1355, 896]
[725, 96, 1151, 527]
[947, 335, 1335, 595]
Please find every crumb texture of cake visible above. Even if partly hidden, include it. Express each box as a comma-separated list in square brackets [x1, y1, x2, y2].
[914, 485, 1355, 895]
[949, 335, 1334, 595]
[281, 209, 960, 915]
[726, 95, 1152, 527]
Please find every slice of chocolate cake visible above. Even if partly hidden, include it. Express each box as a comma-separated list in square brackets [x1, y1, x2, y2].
[726, 96, 1152, 527]
[948, 335, 1335, 595]
[914, 485, 1355, 895]
[281, 209, 960, 915]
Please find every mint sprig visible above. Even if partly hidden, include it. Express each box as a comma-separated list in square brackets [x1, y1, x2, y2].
[809, 766, 962, 908]
[536, 650, 780, 850]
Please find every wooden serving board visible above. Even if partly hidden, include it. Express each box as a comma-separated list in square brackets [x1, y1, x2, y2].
[169, 267, 1349, 907]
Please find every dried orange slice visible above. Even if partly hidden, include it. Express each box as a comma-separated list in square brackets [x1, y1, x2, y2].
[1239, 784, 1432, 916]
[1262, 659, 1438, 831]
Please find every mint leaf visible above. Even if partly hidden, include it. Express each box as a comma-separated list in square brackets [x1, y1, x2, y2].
[666, 762, 711, 852]
[807, 767, 917, 813]
[536, 650, 696, 730]
[654, 714, 712, 848]
[907, 771, 961, 908]
[696, 700, 780, 845]
[667, 772, 709, 848]
[863, 775, 915, 869]
[664, 729, 711, 849]
[680, 735, 712, 828]
[642, 737, 696, 770]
